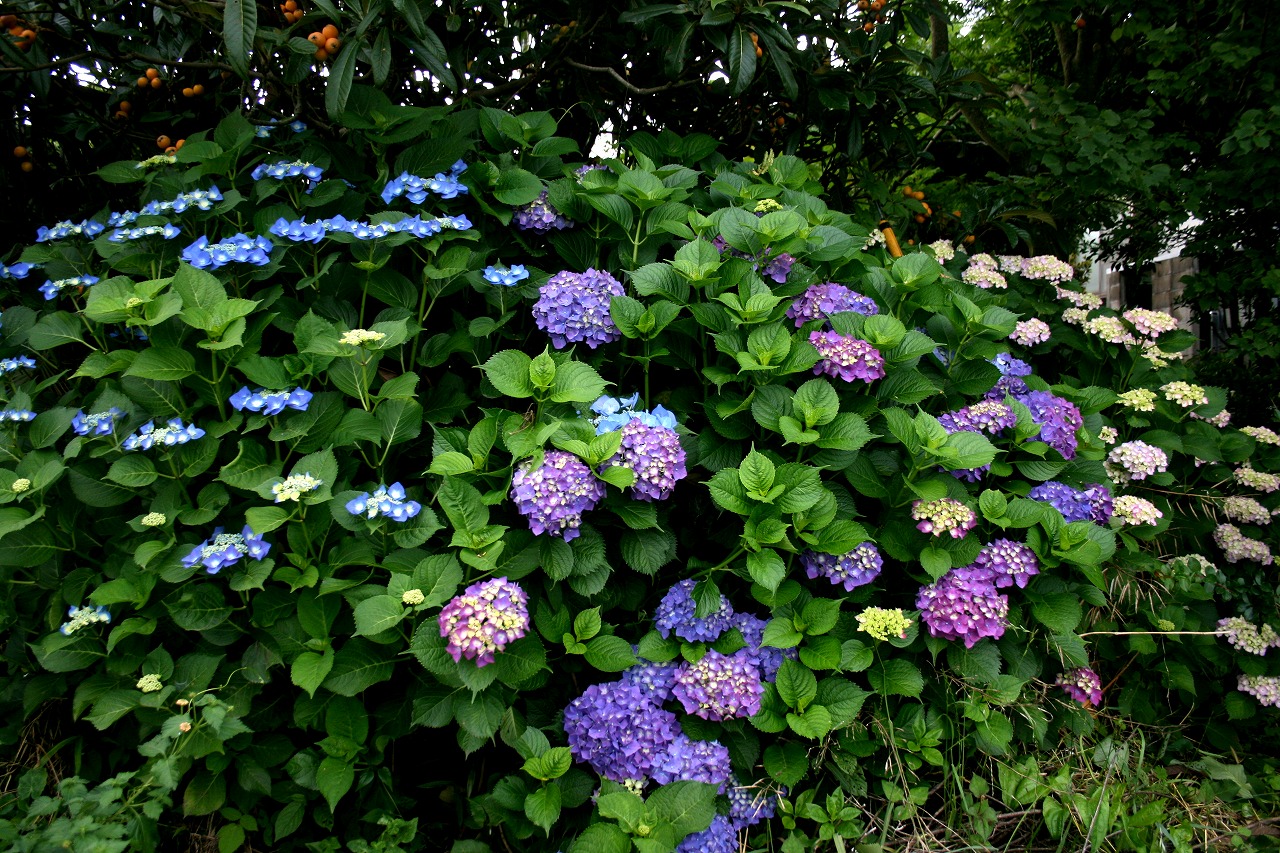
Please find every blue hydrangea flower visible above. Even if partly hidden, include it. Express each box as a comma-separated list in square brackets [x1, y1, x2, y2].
[36, 220, 105, 242]
[972, 538, 1040, 589]
[1027, 481, 1113, 524]
[251, 160, 325, 191]
[71, 408, 123, 436]
[728, 776, 785, 829]
[39, 275, 100, 300]
[0, 355, 37, 373]
[122, 418, 206, 451]
[59, 605, 111, 635]
[107, 210, 140, 227]
[509, 451, 606, 540]
[800, 542, 884, 592]
[787, 282, 879, 327]
[0, 409, 36, 422]
[0, 261, 33, 279]
[992, 353, 1033, 376]
[108, 223, 181, 243]
[268, 213, 470, 243]
[182, 234, 272, 270]
[137, 187, 223, 216]
[654, 578, 734, 643]
[228, 387, 313, 415]
[513, 190, 573, 232]
[381, 163, 469, 203]
[289, 120, 307, 133]
[589, 394, 678, 434]
[621, 657, 680, 701]
[676, 814, 736, 853]
[563, 680, 679, 783]
[1015, 390, 1083, 460]
[482, 264, 529, 287]
[533, 269, 624, 349]
[649, 733, 732, 788]
[730, 612, 794, 682]
[346, 483, 422, 522]
[182, 525, 271, 574]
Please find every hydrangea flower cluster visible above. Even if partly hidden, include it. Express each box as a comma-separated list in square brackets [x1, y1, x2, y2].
[1055, 286, 1104, 309]
[786, 282, 878, 327]
[0, 355, 36, 373]
[1190, 408, 1232, 428]
[1019, 255, 1076, 282]
[509, 451, 606, 540]
[1238, 675, 1280, 708]
[1104, 441, 1169, 482]
[728, 777, 784, 829]
[710, 236, 793, 283]
[938, 400, 1016, 435]
[621, 658, 680, 701]
[36, 219, 105, 242]
[251, 160, 325, 190]
[654, 578, 734, 642]
[181, 234, 273, 269]
[272, 473, 323, 503]
[563, 681, 679, 782]
[140, 512, 166, 527]
[1016, 390, 1083, 459]
[1056, 667, 1103, 706]
[533, 268, 623, 349]
[856, 607, 912, 641]
[973, 538, 1040, 588]
[604, 418, 687, 501]
[0, 261, 33, 279]
[1160, 381, 1208, 408]
[672, 649, 764, 721]
[381, 161, 469, 203]
[799, 542, 883, 591]
[39, 275, 100, 300]
[730, 612, 793, 682]
[1222, 495, 1271, 525]
[1241, 426, 1280, 446]
[345, 483, 422, 522]
[1061, 307, 1090, 326]
[141, 187, 224, 217]
[59, 605, 111, 635]
[1235, 466, 1280, 493]
[122, 418, 206, 451]
[482, 264, 529, 287]
[1117, 389, 1157, 411]
[1214, 523, 1274, 564]
[1010, 318, 1051, 346]
[912, 498, 977, 538]
[1083, 316, 1137, 347]
[992, 353, 1033, 377]
[1113, 495, 1163, 526]
[136, 674, 163, 693]
[809, 330, 885, 383]
[229, 387, 313, 415]
[71, 408, 123, 437]
[676, 814, 737, 853]
[589, 393, 677, 434]
[1122, 307, 1179, 337]
[1217, 617, 1280, 656]
[962, 263, 1007, 290]
[649, 733, 732, 787]
[437, 577, 529, 666]
[1099, 426, 1119, 444]
[269, 213, 471, 243]
[0, 409, 36, 422]
[339, 329, 385, 346]
[108, 223, 181, 243]
[513, 190, 573, 232]
[927, 240, 956, 261]
[916, 567, 1009, 647]
[182, 526, 270, 573]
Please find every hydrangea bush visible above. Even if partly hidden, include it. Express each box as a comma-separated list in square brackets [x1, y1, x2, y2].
[1, 101, 1278, 851]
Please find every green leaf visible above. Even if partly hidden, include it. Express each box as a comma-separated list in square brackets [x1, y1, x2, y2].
[317, 757, 355, 812]
[620, 528, 676, 574]
[583, 635, 637, 672]
[322, 639, 395, 695]
[570, 824, 631, 853]
[746, 549, 786, 591]
[764, 742, 808, 788]
[869, 658, 924, 697]
[123, 347, 196, 381]
[919, 547, 951, 581]
[775, 659, 818, 711]
[481, 350, 534, 398]
[353, 595, 405, 636]
[1030, 593, 1082, 634]
[222, 0, 257, 78]
[549, 361, 607, 404]
[645, 780, 717, 836]
[28, 312, 85, 350]
[290, 649, 334, 699]
[573, 607, 602, 641]
[325, 34, 360, 121]
[786, 704, 833, 739]
[739, 448, 776, 495]
[106, 455, 157, 488]
[524, 784, 562, 835]
[494, 168, 545, 205]
[183, 773, 226, 817]
[378, 399, 424, 447]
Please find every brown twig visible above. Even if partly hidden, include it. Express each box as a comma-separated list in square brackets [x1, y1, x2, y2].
[563, 56, 685, 95]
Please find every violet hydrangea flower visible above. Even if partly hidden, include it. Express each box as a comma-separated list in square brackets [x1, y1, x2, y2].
[729, 612, 793, 682]
[728, 777, 785, 829]
[672, 649, 764, 721]
[533, 268, 624, 349]
[563, 681, 679, 782]
[514, 190, 573, 232]
[809, 331, 885, 384]
[654, 578, 734, 642]
[182, 525, 270, 574]
[1027, 481, 1113, 524]
[1010, 318, 1051, 346]
[602, 418, 687, 501]
[229, 386, 313, 415]
[1016, 390, 1083, 459]
[621, 658, 680, 701]
[1104, 440, 1169, 482]
[676, 814, 737, 853]
[437, 577, 529, 666]
[911, 498, 977, 539]
[1056, 667, 1103, 706]
[973, 538, 1039, 589]
[181, 234, 273, 269]
[510, 450, 606, 540]
[345, 483, 421, 522]
[800, 542, 883, 591]
[649, 733, 732, 787]
[916, 567, 1009, 647]
[786, 282, 878, 327]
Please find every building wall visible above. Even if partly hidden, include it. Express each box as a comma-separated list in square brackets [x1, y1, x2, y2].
[1097, 255, 1200, 350]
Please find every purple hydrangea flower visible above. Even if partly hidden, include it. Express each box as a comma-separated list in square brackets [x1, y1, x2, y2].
[800, 542, 883, 592]
[1104, 440, 1169, 482]
[510, 451, 606, 540]
[916, 567, 1009, 648]
[514, 190, 573, 232]
[728, 777, 784, 829]
[533, 268, 624, 349]
[672, 649, 764, 721]
[809, 331, 885, 384]
[730, 612, 794, 682]
[437, 577, 529, 667]
[603, 419, 687, 501]
[1056, 667, 1103, 706]
[973, 538, 1039, 589]
[563, 681, 679, 782]
[649, 733, 732, 788]
[911, 498, 977, 539]
[786, 283, 879, 327]
[1016, 390, 1083, 459]
[71, 408, 123, 437]
[621, 658, 680, 701]
[181, 234, 273, 269]
[345, 483, 422, 522]
[761, 253, 794, 284]
[987, 374, 1030, 399]
[229, 386, 312, 415]
[676, 814, 737, 853]
[992, 353, 1033, 376]
[1027, 481, 1113, 524]
[938, 400, 1017, 436]
[122, 418, 205, 451]
[182, 525, 270, 574]
[654, 579, 734, 643]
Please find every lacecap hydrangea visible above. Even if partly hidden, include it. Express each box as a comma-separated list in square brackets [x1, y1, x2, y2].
[182, 526, 270, 574]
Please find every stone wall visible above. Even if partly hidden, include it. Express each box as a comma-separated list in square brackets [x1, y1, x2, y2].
[1097, 255, 1199, 349]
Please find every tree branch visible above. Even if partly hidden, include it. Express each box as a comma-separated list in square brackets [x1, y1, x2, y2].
[563, 57, 684, 95]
